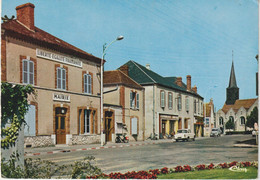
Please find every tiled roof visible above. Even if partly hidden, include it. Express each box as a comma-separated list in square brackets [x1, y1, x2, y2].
[119, 60, 202, 98]
[104, 70, 143, 89]
[2, 20, 101, 63]
[222, 98, 257, 113]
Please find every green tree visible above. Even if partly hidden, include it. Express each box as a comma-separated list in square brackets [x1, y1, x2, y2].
[246, 107, 258, 129]
[1, 82, 35, 149]
[225, 119, 235, 130]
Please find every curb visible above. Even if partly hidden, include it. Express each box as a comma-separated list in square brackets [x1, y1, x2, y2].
[24, 141, 172, 157]
[233, 144, 258, 148]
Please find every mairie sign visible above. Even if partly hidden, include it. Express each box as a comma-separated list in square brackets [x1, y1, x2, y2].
[53, 93, 70, 102]
[36, 49, 82, 68]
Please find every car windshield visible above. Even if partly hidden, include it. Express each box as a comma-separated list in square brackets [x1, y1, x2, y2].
[177, 130, 187, 133]
[212, 129, 218, 131]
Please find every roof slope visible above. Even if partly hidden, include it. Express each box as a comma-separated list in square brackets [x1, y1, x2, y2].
[228, 61, 238, 88]
[222, 98, 257, 113]
[104, 70, 143, 89]
[2, 20, 101, 63]
[119, 60, 201, 97]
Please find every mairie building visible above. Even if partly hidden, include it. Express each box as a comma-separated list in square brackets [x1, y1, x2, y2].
[1, 3, 103, 147]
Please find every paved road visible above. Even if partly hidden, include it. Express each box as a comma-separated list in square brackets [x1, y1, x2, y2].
[28, 135, 258, 173]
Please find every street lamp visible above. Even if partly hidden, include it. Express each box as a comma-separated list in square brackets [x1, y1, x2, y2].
[100, 35, 124, 146]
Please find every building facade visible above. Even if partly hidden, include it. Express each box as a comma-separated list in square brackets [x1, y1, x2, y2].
[103, 69, 145, 142]
[118, 61, 204, 139]
[2, 3, 102, 147]
[203, 99, 215, 136]
[216, 61, 258, 133]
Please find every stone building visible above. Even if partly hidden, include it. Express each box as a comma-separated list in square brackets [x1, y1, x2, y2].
[203, 99, 215, 136]
[216, 61, 258, 133]
[118, 61, 204, 139]
[2, 3, 102, 147]
[103, 69, 145, 142]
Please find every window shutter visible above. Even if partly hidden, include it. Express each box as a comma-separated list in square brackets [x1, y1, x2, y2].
[24, 105, 36, 136]
[23, 60, 28, 84]
[57, 68, 61, 89]
[88, 74, 91, 94]
[136, 93, 139, 109]
[62, 68, 66, 90]
[130, 92, 133, 108]
[131, 117, 138, 135]
[84, 74, 87, 93]
[29, 61, 34, 84]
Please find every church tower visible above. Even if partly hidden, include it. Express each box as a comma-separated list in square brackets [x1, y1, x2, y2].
[225, 60, 239, 105]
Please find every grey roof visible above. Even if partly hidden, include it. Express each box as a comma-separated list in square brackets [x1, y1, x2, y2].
[118, 60, 203, 99]
[228, 61, 238, 88]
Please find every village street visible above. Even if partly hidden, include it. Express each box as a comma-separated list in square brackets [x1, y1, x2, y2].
[26, 135, 258, 173]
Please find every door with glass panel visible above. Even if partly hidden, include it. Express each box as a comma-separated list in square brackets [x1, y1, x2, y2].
[55, 107, 67, 144]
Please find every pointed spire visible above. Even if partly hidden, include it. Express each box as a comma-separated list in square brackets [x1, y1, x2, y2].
[228, 53, 238, 88]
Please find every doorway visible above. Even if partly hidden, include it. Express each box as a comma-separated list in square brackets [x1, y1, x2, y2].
[55, 107, 67, 144]
[162, 120, 166, 135]
[105, 111, 114, 142]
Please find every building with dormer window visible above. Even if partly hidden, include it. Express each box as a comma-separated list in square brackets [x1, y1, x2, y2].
[118, 61, 204, 138]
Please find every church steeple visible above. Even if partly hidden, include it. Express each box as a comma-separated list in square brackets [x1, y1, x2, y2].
[228, 61, 238, 88]
[225, 52, 239, 105]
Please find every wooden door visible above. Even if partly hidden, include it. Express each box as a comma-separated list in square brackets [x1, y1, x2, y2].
[56, 115, 66, 144]
[105, 117, 113, 142]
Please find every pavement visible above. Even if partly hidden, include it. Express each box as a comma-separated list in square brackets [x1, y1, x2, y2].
[24, 135, 258, 157]
[24, 138, 174, 157]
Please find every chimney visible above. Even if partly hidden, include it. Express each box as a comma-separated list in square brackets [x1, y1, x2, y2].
[192, 85, 197, 93]
[119, 65, 129, 76]
[176, 77, 182, 87]
[186, 75, 191, 91]
[16, 3, 35, 31]
[146, 64, 150, 70]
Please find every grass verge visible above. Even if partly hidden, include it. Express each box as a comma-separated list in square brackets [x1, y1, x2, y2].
[157, 167, 258, 179]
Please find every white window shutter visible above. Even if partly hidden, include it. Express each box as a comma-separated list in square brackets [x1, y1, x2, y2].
[131, 117, 138, 135]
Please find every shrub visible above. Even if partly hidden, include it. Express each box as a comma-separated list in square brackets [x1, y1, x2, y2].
[207, 163, 214, 169]
[175, 166, 184, 172]
[196, 164, 206, 170]
[149, 169, 160, 175]
[228, 161, 238, 167]
[160, 167, 168, 174]
[184, 165, 192, 172]
[218, 163, 228, 169]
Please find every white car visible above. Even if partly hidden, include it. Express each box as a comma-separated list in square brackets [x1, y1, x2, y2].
[174, 129, 195, 142]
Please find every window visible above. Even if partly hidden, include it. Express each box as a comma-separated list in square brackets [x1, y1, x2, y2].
[84, 74, 92, 94]
[240, 116, 245, 125]
[198, 101, 200, 114]
[219, 117, 224, 125]
[57, 67, 66, 90]
[229, 116, 234, 123]
[201, 102, 203, 114]
[194, 100, 197, 114]
[161, 91, 165, 108]
[205, 118, 209, 127]
[185, 97, 189, 112]
[177, 94, 182, 111]
[22, 59, 34, 85]
[168, 93, 173, 109]
[79, 108, 96, 134]
[84, 110, 90, 134]
[130, 91, 139, 109]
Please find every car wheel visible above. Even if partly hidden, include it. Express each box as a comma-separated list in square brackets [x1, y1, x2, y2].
[176, 139, 179, 142]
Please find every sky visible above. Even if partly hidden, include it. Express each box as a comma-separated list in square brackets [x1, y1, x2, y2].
[2, 0, 259, 110]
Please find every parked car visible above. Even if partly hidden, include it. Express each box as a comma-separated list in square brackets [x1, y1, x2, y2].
[174, 129, 195, 142]
[210, 128, 221, 137]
